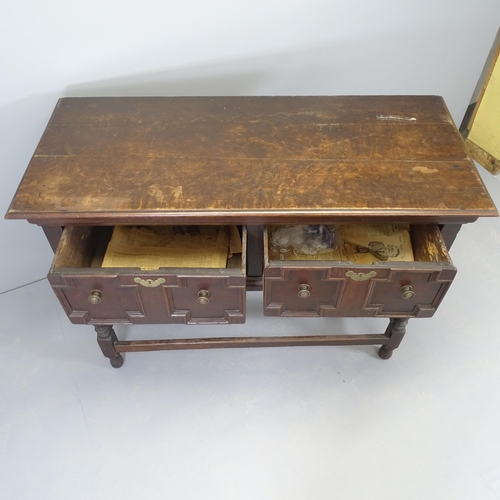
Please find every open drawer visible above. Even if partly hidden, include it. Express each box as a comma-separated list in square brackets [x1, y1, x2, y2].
[263, 225, 456, 318]
[47, 226, 247, 325]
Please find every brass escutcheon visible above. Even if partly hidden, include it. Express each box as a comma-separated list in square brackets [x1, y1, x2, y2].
[134, 277, 166, 288]
[345, 270, 377, 282]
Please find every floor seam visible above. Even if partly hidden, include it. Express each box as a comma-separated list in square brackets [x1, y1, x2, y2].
[0, 278, 46, 296]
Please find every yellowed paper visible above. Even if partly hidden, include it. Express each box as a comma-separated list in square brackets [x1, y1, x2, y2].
[268, 224, 414, 263]
[340, 223, 414, 263]
[228, 226, 242, 258]
[468, 49, 500, 161]
[102, 226, 230, 269]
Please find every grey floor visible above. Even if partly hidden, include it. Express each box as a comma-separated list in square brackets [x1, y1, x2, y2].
[2, 168, 500, 500]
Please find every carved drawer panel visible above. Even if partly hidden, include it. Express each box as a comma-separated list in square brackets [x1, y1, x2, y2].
[263, 225, 456, 318]
[47, 226, 246, 325]
[263, 267, 345, 317]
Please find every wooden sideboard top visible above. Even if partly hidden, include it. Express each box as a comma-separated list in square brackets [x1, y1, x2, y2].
[6, 95, 498, 225]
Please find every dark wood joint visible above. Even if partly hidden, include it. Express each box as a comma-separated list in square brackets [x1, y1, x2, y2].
[41, 225, 64, 253]
[439, 224, 462, 249]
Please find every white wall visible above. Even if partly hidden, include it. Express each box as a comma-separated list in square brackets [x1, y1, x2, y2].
[2, 0, 500, 293]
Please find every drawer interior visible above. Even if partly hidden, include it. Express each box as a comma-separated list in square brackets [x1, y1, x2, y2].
[265, 224, 453, 266]
[52, 225, 246, 271]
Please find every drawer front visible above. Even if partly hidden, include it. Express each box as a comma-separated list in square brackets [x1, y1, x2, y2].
[161, 274, 246, 324]
[48, 272, 246, 325]
[263, 265, 456, 318]
[263, 268, 345, 317]
[366, 269, 455, 317]
[48, 225, 247, 325]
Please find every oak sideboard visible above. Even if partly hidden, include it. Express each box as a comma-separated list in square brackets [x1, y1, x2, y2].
[6, 96, 498, 367]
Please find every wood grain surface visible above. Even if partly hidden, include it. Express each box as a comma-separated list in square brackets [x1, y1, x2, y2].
[6, 96, 497, 224]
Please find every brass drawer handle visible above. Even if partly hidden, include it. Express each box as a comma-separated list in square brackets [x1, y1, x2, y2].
[88, 289, 102, 305]
[401, 285, 415, 300]
[197, 290, 210, 305]
[298, 284, 310, 299]
[134, 277, 165, 288]
[345, 270, 377, 281]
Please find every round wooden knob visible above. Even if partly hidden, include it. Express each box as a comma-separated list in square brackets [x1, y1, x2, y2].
[197, 290, 210, 305]
[88, 290, 102, 304]
[401, 285, 414, 300]
[298, 284, 310, 299]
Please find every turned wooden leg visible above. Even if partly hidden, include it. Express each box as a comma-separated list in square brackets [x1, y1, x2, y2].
[378, 318, 409, 360]
[95, 325, 124, 368]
